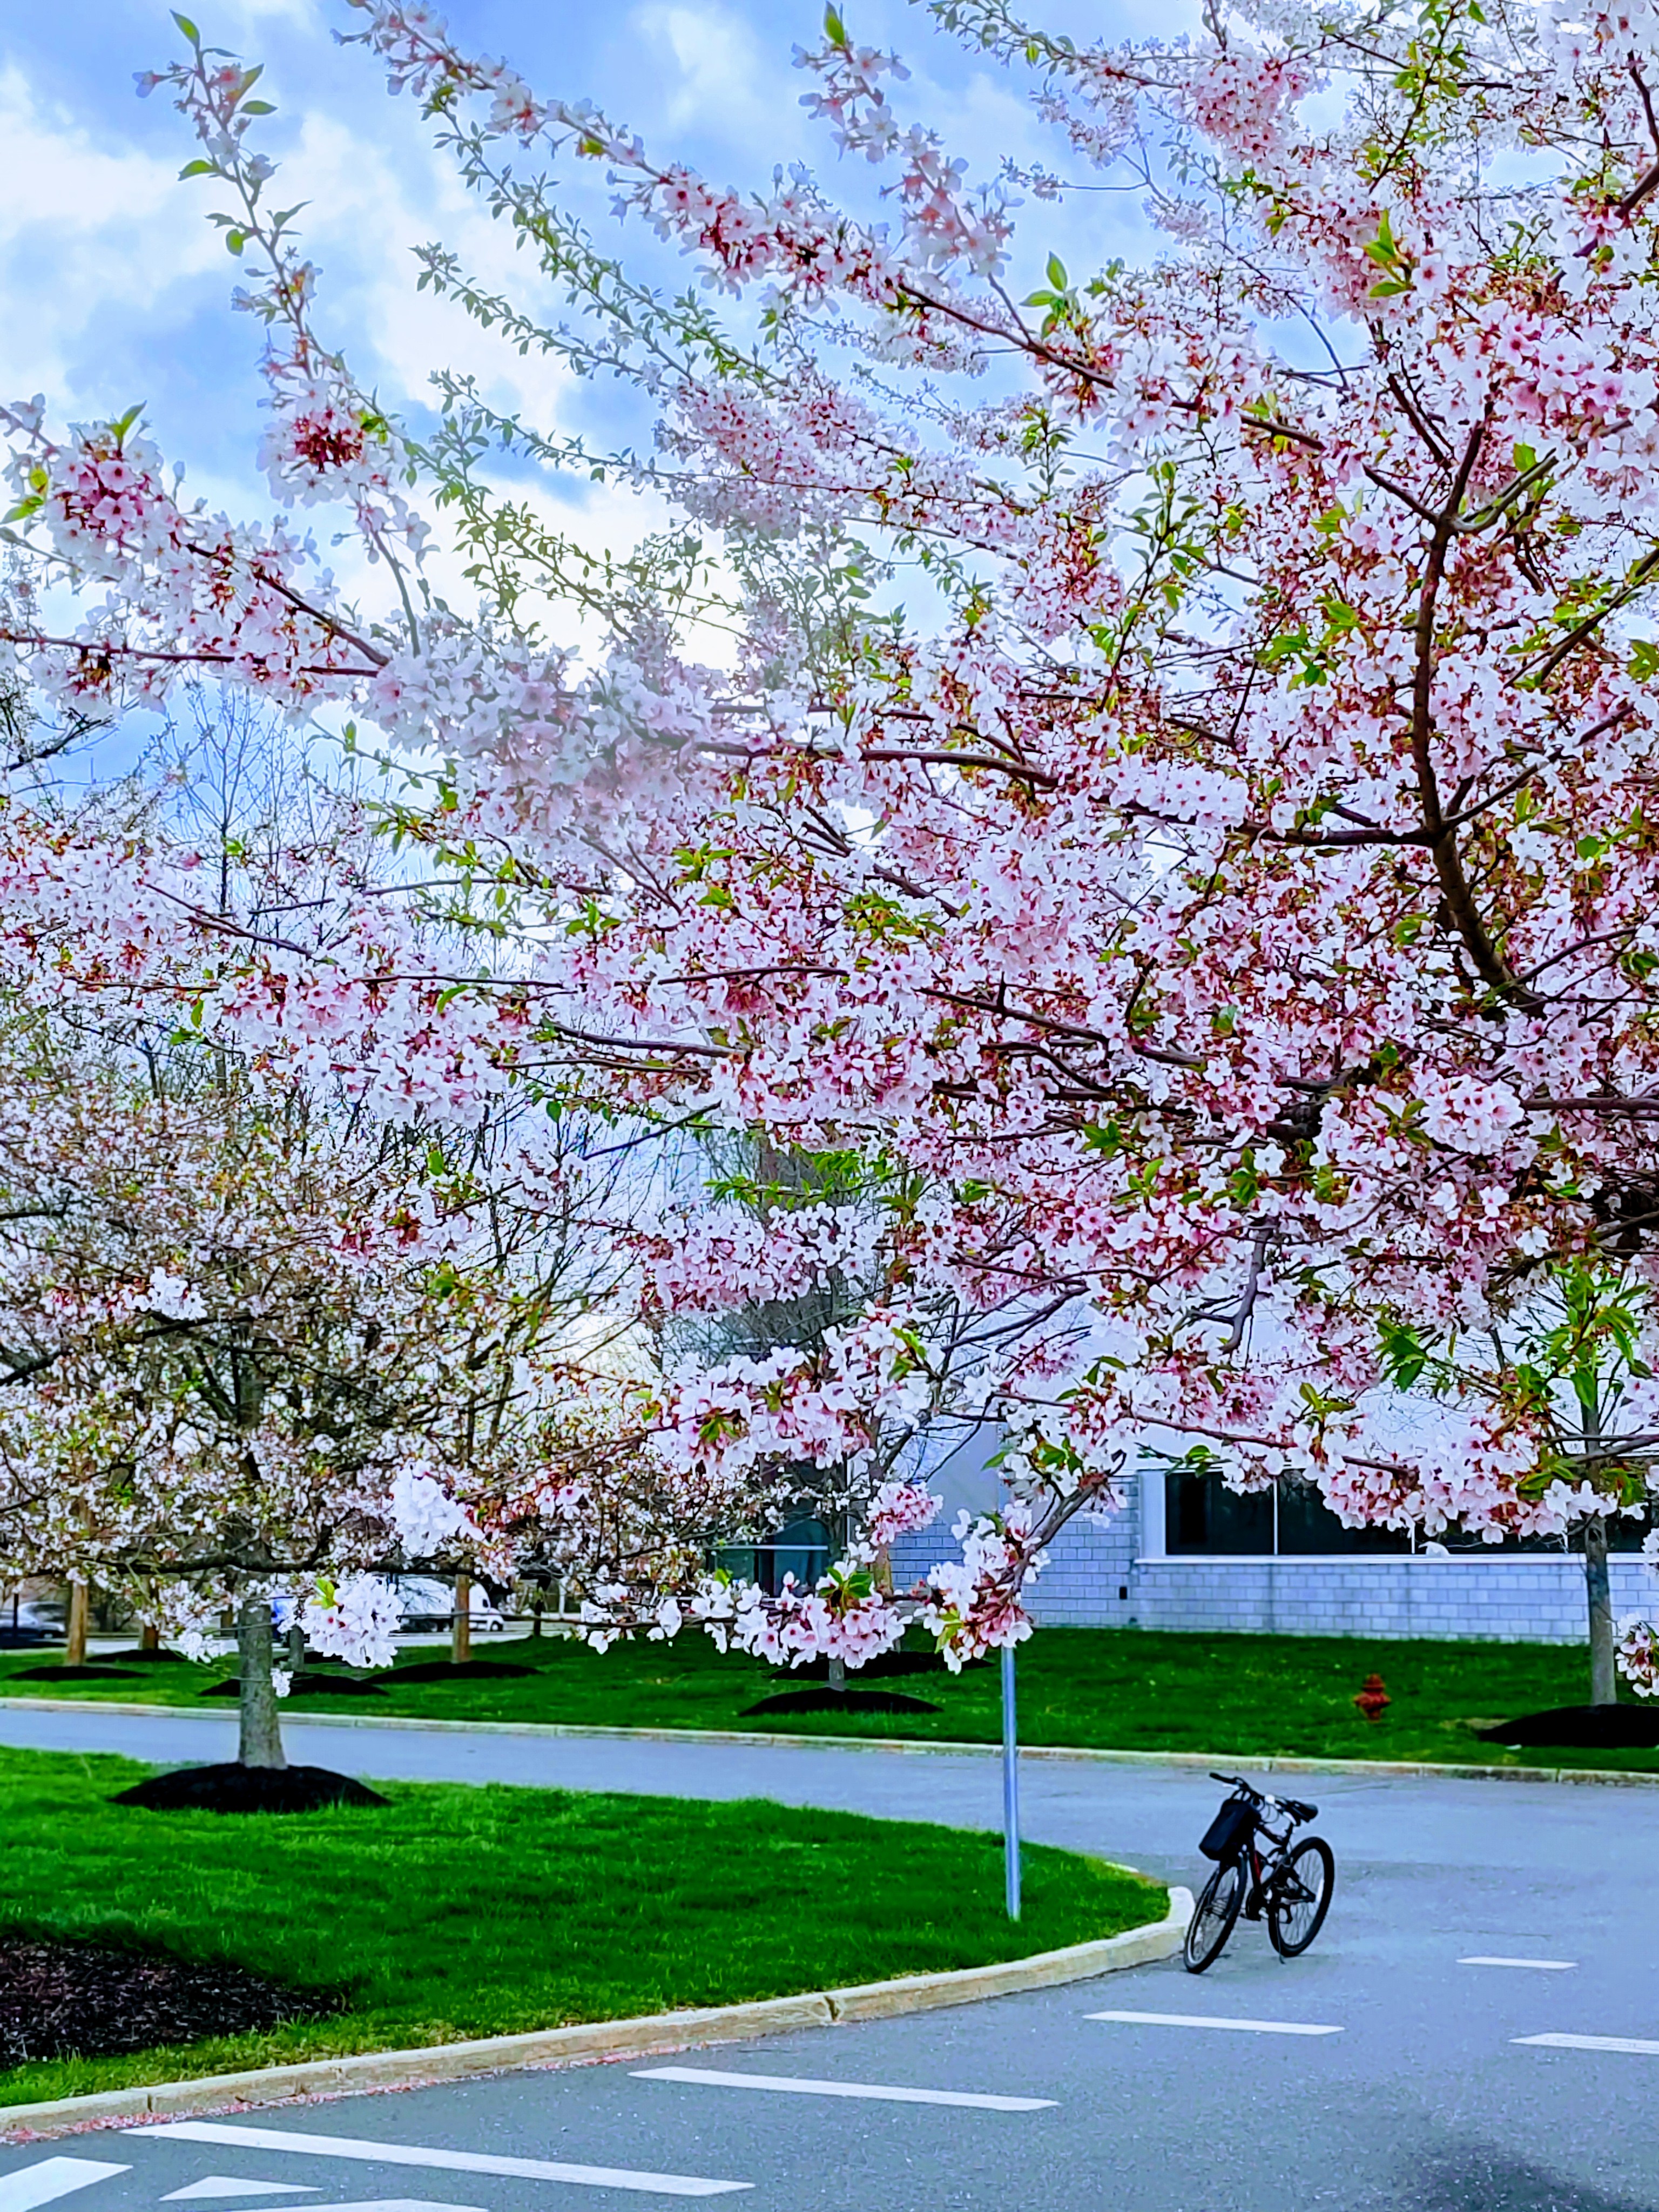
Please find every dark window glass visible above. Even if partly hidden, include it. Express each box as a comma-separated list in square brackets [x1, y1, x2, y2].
[1161, 1473, 1650, 1557]
[1276, 1481, 1410, 1554]
[1165, 1472, 1274, 1555]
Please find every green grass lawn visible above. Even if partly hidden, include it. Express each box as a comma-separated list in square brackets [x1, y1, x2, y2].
[0, 1744, 1162, 2110]
[0, 1624, 1648, 1773]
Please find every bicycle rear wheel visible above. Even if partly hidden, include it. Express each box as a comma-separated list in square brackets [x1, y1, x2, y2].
[1184, 1858, 1246, 1973]
[1267, 1836, 1334, 1958]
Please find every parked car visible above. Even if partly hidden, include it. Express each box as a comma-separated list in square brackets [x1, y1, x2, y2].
[0, 1598, 64, 1649]
[392, 1576, 505, 1633]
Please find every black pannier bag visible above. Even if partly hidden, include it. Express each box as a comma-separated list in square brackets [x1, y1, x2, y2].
[1198, 1797, 1257, 1862]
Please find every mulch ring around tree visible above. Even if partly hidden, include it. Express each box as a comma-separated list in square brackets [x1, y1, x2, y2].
[1473, 1704, 1659, 1749]
[0, 1932, 346, 2066]
[111, 1762, 390, 1813]
[200, 1670, 386, 1698]
[103, 1647, 192, 1663]
[388, 1658, 535, 1683]
[741, 1688, 943, 1717]
[6, 1664, 142, 1682]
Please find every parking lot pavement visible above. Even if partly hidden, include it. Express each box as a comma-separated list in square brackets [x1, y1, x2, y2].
[3, 1709, 1657, 2208]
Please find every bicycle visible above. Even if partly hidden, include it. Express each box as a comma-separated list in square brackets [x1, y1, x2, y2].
[1183, 1772, 1336, 1973]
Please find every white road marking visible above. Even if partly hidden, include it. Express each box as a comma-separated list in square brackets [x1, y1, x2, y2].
[0, 2160, 130, 2212]
[284, 2201, 484, 2211]
[1087, 2010, 1343, 2038]
[163, 2181, 320, 2202]
[141, 2123, 750, 2198]
[1460, 1956, 1577, 1971]
[1515, 2033, 1659, 2055]
[633, 2066, 1055, 2111]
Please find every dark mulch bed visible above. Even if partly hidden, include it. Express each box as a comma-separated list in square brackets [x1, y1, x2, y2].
[1473, 1703, 1659, 1749]
[8, 1663, 141, 1683]
[0, 1934, 345, 2065]
[779, 1650, 986, 1682]
[112, 1762, 389, 1813]
[104, 1647, 192, 1663]
[389, 1658, 536, 1683]
[741, 1688, 943, 1717]
[200, 1670, 385, 1698]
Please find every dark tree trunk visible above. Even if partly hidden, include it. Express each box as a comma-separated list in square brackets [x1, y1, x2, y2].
[827, 1655, 846, 1694]
[64, 1582, 89, 1667]
[451, 1574, 472, 1664]
[1584, 1515, 1617, 1707]
[237, 1595, 287, 1769]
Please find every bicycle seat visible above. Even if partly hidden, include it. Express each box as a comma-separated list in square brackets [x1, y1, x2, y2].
[1282, 1796, 1317, 1822]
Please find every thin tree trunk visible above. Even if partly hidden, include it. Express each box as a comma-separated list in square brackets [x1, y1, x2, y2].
[140, 1621, 160, 1653]
[827, 1655, 846, 1694]
[451, 1574, 473, 1665]
[529, 1586, 544, 1638]
[64, 1582, 89, 1667]
[1585, 1514, 1617, 1706]
[237, 1595, 287, 1769]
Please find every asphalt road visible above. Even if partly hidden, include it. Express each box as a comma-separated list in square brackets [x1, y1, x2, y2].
[1, 1707, 1655, 2210]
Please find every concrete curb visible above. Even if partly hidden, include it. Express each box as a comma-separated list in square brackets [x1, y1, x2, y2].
[1, 1692, 1656, 1789]
[0, 1890, 1191, 2141]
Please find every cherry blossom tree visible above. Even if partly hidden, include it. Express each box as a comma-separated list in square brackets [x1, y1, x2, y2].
[0, 1008, 636, 1768]
[12, 0, 1659, 1683]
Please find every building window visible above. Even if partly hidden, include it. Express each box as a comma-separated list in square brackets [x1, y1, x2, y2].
[714, 1518, 831, 1595]
[1166, 1470, 1273, 1555]
[1163, 1471, 1648, 1556]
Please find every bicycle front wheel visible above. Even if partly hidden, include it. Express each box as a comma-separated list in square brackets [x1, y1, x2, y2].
[1267, 1836, 1334, 1958]
[1184, 1858, 1246, 1973]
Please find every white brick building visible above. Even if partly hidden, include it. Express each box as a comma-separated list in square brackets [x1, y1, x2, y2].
[888, 1434, 1653, 1644]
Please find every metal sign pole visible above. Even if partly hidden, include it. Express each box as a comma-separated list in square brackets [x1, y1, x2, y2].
[1001, 1642, 1021, 1920]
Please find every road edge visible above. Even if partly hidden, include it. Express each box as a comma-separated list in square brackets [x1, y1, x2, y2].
[1, 1889, 1192, 2140]
[1, 1693, 1656, 1788]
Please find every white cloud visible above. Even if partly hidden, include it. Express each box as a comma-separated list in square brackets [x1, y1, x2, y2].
[630, 3, 806, 153]
[0, 61, 221, 404]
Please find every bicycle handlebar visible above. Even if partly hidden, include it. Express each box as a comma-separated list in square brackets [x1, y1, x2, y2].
[1208, 1773, 1318, 1824]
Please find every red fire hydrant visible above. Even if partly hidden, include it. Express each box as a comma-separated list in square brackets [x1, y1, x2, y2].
[1354, 1671, 1391, 1722]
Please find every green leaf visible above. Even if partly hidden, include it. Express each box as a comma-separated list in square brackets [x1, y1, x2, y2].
[172, 11, 200, 42]
[225, 230, 246, 255]
[824, 3, 846, 42]
[178, 159, 214, 179]
[1046, 253, 1068, 290]
[241, 99, 276, 115]
[0, 496, 43, 525]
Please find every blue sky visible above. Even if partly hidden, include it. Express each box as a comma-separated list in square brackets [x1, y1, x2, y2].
[4, 0, 1177, 663]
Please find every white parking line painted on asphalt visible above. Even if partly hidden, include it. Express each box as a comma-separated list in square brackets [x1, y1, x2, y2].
[281, 2200, 485, 2211]
[140, 2125, 750, 2198]
[1086, 2011, 1343, 2037]
[1515, 2033, 1659, 2055]
[1460, 1957, 1577, 1971]
[633, 2067, 1056, 2111]
[0, 2161, 131, 2212]
[163, 2180, 320, 2201]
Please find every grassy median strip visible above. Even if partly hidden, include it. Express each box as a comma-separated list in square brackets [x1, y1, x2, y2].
[0, 1745, 1163, 2110]
[1, 1627, 1650, 1772]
